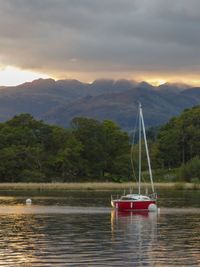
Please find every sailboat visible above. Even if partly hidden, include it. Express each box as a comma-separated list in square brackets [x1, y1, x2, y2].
[111, 103, 157, 212]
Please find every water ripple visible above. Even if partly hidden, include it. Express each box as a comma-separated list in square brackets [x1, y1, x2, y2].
[0, 190, 199, 266]
[0, 205, 200, 214]
[0, 210, 199, 266]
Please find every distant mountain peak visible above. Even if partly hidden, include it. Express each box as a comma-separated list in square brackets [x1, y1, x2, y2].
[56, 79, 86, 87]
[20, 78, 55, 88]
[157, 82, 190, 92]
[91, 79, 115, 86]
[138, 81, 154, 89]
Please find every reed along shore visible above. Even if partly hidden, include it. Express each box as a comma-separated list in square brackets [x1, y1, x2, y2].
[0, 182, 198, 191]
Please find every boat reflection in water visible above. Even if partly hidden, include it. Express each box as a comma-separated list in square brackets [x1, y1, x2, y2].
[111, 210, 158, 265]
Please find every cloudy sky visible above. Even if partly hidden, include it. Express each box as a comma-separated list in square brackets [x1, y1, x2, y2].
[0, 0, 200, 86]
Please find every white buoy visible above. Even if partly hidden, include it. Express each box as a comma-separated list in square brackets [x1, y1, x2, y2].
[148, 203, 157, 212]
[26, 198, 32, 205]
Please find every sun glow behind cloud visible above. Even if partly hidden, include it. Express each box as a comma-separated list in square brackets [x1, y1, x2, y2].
[0, 66, 49, 86]
[0, 65, 200, 88]
[1, 1, 200, 87]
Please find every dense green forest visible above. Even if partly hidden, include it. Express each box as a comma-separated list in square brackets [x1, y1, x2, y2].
[0, 106, 199, 183]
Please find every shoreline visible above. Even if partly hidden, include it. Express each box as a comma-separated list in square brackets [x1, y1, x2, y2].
[0, 182, 199, 191]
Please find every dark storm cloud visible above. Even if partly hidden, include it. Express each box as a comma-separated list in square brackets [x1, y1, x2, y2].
[0, 0, 200, 76]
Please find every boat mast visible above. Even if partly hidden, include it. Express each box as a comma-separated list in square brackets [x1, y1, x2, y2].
[138, 103, 142, 195]
[139, 104, 155, 193]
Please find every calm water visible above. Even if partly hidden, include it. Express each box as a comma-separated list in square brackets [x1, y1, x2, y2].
[0, 190, 199, 266]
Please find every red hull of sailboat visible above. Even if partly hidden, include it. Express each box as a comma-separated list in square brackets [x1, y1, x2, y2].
[111, 200, 156, 211]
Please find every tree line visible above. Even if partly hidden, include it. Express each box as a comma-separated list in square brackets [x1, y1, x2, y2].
[0, 105, 199, 183]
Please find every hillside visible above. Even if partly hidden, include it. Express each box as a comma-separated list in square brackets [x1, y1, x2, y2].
[0, 78, 199, 130]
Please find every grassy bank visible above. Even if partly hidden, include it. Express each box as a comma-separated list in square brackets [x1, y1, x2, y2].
[0, 182, 199, 191]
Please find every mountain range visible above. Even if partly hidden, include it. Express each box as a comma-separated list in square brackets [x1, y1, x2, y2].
[0, 78, 199, 131]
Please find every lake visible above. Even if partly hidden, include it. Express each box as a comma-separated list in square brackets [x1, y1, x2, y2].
[0, 189, 199, 266]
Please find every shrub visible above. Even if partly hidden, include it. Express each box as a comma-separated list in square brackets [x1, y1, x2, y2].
[20, 170, 46, 183]
[179, 157, 200, 182]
